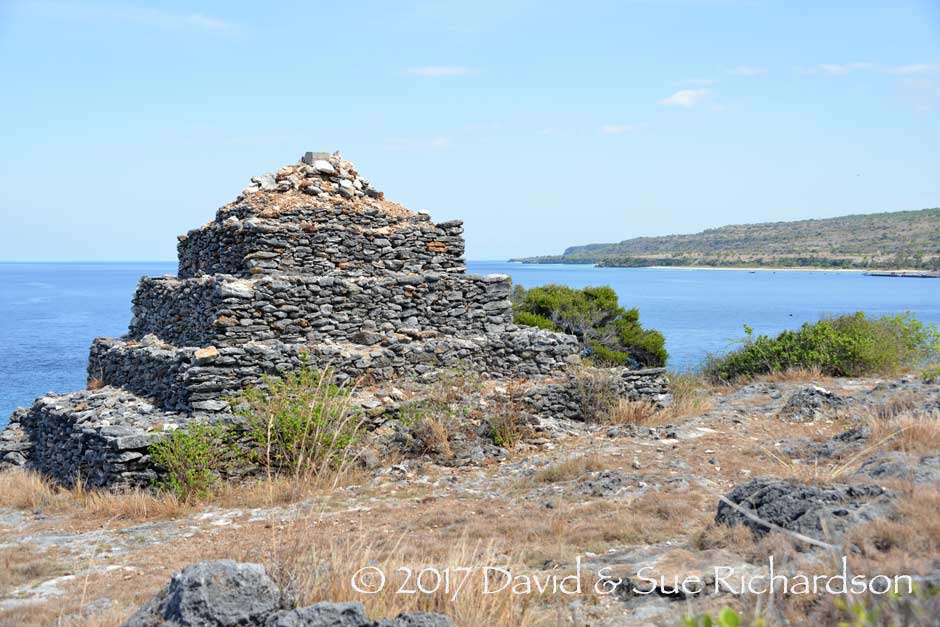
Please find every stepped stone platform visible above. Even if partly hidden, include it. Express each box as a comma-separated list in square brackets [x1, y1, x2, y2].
[0, 151, 666, 488]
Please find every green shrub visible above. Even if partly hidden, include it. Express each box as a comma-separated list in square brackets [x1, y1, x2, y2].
[923, 364, 940, 384]
[513, 310, 557, 331]
[512, 284, 667, 367]
[488, 407, 524, 449]
[683, 608, 759, 627]
[233, 364, 363, 480]
[149, 421, 240, 501]
[705, 312, 940, 383]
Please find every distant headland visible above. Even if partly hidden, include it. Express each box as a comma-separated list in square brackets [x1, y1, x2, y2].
[512, 208, 940, 272]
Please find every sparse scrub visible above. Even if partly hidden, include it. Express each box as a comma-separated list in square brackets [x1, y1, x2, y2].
[267, 534, 544, 627]
[705, 313, 940, 383]
[0, 545, 68, 592]
[535, 455, 605, 483]
[868, 409, 940, 454]
[921, 364, 940, 384]
[233, 364, 362, 482]
[149, 421, 240, 502]
[512, 284, 667, 367]
[488, 410, 523, 449]
[0, 468, 186, 520]
[573, 366, 620, 421]
[605, 399, 659, 425]
[412, 416, 454, 457]
[661, 371, 712, 420]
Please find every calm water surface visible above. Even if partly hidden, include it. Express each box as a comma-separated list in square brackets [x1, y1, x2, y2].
[2, 261, 939, 425]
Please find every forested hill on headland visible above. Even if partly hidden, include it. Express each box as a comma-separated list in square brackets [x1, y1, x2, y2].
[513, 208, 940, 270]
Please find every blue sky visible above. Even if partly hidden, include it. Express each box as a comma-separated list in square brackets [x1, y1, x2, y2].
[1, 1, 938, 261]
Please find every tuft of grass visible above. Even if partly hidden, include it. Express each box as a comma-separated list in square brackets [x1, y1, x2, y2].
[868, 410, 940, 454]
[604, 399, 659, 425]
[705, 312, 940, 383]
[572, 367, 620, 422]
[412, 417, 454, 458]
[0, 545, 69, 592]
[0, 469, 186, 520]
[534, 455, 606, 483]
[874, 390, 920, 422]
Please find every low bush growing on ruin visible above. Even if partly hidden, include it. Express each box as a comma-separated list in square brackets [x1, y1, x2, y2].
[573, 366, 622, 421]
[705, 312, 940, 383]
[512, 284, 668, 367]
[150, 421, 240, 501]
[233, 364, 363, 480]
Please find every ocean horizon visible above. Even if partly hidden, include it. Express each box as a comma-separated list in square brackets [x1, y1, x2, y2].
[3, 260, 939, 426]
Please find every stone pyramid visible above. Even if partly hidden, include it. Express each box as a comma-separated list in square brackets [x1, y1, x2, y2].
[0, 152, 581, 487]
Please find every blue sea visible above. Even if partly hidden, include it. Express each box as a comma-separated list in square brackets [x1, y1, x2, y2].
[3, 261, 940, 426]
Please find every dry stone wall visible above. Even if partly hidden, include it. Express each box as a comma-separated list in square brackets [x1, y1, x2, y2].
[90, 329, 581, 414]
[178, 215, 465, 279]
[519, 367, 670, 421]
[129, 272, 515, 348]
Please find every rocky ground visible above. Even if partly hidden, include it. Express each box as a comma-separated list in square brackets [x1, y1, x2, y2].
[1, 373, 939, 626]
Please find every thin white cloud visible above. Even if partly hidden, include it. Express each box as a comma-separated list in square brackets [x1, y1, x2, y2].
[429, 136, 450, 147]
[29, 2, 238, 33]
[803, 62, 939, 77]
[889, 64, 940, 75]
[601, 124, 637, 135]
[406, 66, 475, 77]
[815, 62, 875, 75]
[730, 65, 768, 76]
[684, 78, 717, 86]
[660, 88, 710, 108]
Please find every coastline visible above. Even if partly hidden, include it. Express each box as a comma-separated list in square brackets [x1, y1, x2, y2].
[507, 261, 934, 274]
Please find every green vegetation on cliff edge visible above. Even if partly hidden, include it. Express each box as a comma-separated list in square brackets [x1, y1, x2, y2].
[512, 284, 668, 368]
[514, 208, 940, 270]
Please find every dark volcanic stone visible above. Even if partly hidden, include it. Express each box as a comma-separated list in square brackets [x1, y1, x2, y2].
[852, 452, 940, 485]
[715, 478, 893, 542]
[778, 386, 847, 422]
[265, 602, 370, 627]
[123, 560, 283, 627]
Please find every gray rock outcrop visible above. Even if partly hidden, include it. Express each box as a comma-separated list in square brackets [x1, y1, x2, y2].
[778, 385, 847, 422]
[123, 560, 451, 627]
[123, 560, 283, 627]
[715, 477, 894, 542]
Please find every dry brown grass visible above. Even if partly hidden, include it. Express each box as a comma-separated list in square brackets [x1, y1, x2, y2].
[0, 468, 366, 523]
[0, 604, 132, 627]
[534, 454, 606, 483]
[873, 390, 920, 422]
[869, 410, 940, 454]
[0, 545, 68, 593]
[847, 485, 940, 565]
[0, 469, 186, 521]
[604, 399, 660, 425]
[268, 532, 547, 626]
[412, 417, 454, 458]
[86, 377, 105, 391]
[751, 366, 826, 384]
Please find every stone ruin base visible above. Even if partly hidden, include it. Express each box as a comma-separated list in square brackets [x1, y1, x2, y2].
[0, 362, 669, 489]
